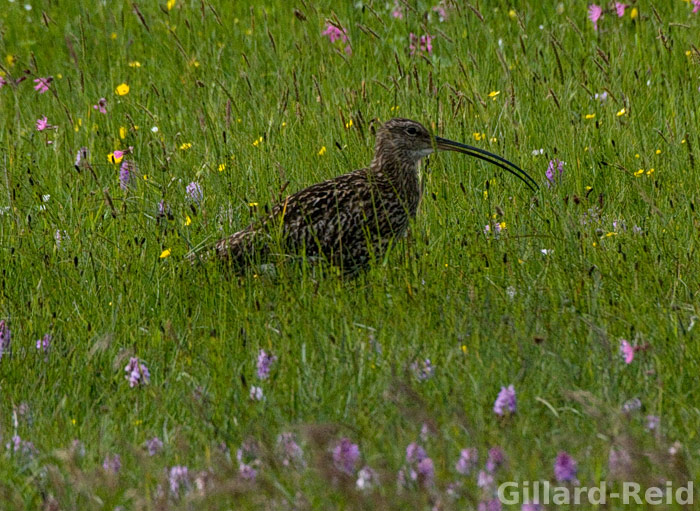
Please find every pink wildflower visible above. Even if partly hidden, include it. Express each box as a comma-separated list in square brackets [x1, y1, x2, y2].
[620, 339, 635, 364]
[33, 77, 52, 93]
[391, 0, 403, 19]
[36, 116, 49, 131]
[432, 4, 448, 22]
[694, 0, 700, 14]
[322, 23, 351, 54]
[409, 33, 433, 56]
[614, 3, 627, 17]
[0, 76, 6, 88]
[93, 97, 107, 114]
[322, 23, 348, 44]
[588, 4, 603, 30]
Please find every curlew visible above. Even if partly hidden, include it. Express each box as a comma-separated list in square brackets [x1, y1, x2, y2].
[208, 118, 537, 275]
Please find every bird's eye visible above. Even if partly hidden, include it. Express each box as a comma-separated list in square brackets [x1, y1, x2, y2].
[406, 127, 418, 136]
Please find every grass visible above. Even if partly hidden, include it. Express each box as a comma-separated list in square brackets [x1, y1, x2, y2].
[1, 0, 699, 509]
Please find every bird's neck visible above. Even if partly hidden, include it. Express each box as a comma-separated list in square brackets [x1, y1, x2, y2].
[369, 152, 423, 216]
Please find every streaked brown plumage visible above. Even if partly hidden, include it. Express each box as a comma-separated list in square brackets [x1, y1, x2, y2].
[210, 118, 536, 275]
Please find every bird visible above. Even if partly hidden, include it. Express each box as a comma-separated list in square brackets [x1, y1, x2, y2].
[206, 118, 537, 275]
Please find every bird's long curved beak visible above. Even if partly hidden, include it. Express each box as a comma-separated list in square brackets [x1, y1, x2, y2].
[435, 136, 538, 192]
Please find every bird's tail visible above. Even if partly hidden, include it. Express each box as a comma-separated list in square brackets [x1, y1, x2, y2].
[214, 227, 269, 267]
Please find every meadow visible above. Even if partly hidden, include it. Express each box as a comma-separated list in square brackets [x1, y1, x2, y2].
[1, 0, 700, 509]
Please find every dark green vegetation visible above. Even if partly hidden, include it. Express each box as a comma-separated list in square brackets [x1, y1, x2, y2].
[1, 1, 699, 509]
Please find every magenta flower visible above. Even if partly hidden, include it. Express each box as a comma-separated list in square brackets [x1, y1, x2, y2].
[93, 97, 107, 114]
[493, 384, 516, 415]
[322, 23, 351, 54]
[33, 77, 52, 93]
[478, 500, 502, 511]
[406, 442, 427, 463]
[410, 358, 434, 381]
[694, 0, 700, 14]
[102, 454, 121, 474]
[0, 76, 6, 88]
[36, 333, 51, 353]
[256, 349, 277, 380]
[0, 320, 10, 360]
[416, 457, 434, 485]
[646, 415, 660, 431]
[169, 465, 190, 495]
[455, 447, 478, 475]
[477, 469, 494, 489]
[277, 432, 304, 467]
[333, 438, 360, 474]
[186, 181, 203, 203]
[391, 0, 403, 19]
[432, 4, 448, 22]
[146, 437, 163, 456]
[322, 23, 347, 43]
[554, 451, 578, 483]
[124, 357, 150, 387]
[239, 462, 258, 481]
[409, 33, 433, 56]
[614, 3, 627, 17]
[588, 4, 603, 30]
[119, 160, 136, 190]
[486, 447, 506, 472]
[620, 339, 635, 364]
[36, 116, 49, 131]
[546, 159, 565, 186]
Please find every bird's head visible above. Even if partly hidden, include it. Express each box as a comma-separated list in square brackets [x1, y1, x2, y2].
[374, 117, 538, 191]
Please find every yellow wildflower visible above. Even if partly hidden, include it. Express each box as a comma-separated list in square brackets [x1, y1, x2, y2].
[252, 136, 263, 147]
[185, 215, 192, 226]
[490, 137, 498, 143]
[115, 83, 130, 96]
[635, 153, 640, 158]
[630, 7, 638, 19]
[634, 169, 644, 177]
[473, 132, 485, 141]
[345, 119, 353, 129]
[167, 0, 176, 9]
[128, 61, 141, 68]
[585, 113, 596, 119]
[5, 55, 16, 66]
[180, 142, 192, 150]
[218, 163, 226, 172]
[605, 232, 617, 237]
[686, 51, 693, 57]
[655, 149, 661, 155]
[110, 32, 117, 40]
[160, 249, 171, 259]
[646, 168, 655, 175]
[499, 222, 506, 230]
[107, 152, 124, 164]
[390, 105, 399, 112]
[488, 90, 500, 100]
[318, 146, 327, 156]
[616, 108, 626, 117]
[508, 9, 516, 18]
[483, 190, 488, 199]
[119, 126, 127, 139]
